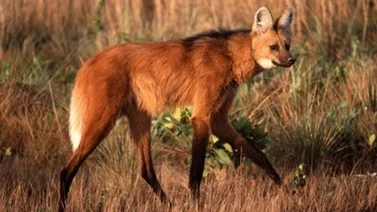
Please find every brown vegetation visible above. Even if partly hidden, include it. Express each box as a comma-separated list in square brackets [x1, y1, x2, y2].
[0, 0, 376, 211]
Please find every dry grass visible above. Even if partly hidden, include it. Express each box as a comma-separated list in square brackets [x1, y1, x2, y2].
[1, 0, 376, 62]
[1, 0, 377, 211]
[1, 133, 376, 212]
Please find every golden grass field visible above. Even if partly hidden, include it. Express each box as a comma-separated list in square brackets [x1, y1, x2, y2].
[1, 0, 377, 211]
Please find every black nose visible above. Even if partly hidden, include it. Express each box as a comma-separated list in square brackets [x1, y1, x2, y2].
[288, 57, 296, 65]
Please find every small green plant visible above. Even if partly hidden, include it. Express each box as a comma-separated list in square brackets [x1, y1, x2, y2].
[152, 107, 192, 138]
[291, 163, 307, 189]
[153, 108, 270, 177]
[231, 117, 269, 151]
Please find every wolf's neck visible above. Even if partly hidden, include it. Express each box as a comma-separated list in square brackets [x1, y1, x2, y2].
[228, 34, 262, 84]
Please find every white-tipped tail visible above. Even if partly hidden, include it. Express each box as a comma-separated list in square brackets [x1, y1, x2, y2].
[69, 88, 86, 151]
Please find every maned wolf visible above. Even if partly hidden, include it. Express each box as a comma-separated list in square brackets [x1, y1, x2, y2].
[59, 6, 295, 211]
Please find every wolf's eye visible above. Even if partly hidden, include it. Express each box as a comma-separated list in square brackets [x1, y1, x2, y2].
[270, 44, 279, 51]
[285, 43, 290, 50]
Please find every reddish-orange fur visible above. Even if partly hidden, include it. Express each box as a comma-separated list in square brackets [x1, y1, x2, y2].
[59, 7, 295, 211]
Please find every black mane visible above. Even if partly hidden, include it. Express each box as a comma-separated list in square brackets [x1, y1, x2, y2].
[183, 29, 251, 42]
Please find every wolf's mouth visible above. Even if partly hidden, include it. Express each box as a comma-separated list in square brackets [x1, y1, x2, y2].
[272, 61, 293, 68]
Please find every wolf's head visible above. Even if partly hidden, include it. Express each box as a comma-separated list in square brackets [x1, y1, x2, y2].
[251, 7, 295, 69]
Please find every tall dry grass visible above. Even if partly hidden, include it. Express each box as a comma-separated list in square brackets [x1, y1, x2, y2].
[0, 0, 377, 211]
[1, 122, 377, 211]
[1, 0, 376, 63]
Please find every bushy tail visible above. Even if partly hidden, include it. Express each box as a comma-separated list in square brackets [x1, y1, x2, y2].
[69, 86, 86, 151]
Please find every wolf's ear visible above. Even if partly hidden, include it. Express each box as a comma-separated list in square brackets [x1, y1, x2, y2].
[252, 7, 273, 33]
[277, 8, 293, 34]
